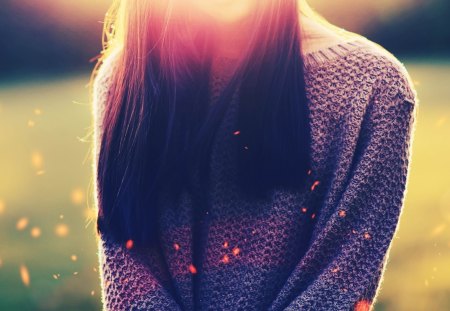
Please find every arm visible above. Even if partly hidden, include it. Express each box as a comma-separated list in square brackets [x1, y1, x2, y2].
[98, 234, 181, 311]
[97, 233, 183, 311]
[270, 61, 418, 311]
[92, 51, 183, 311]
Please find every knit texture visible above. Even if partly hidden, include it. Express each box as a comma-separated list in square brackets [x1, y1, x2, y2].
[92, 38, 418, 311]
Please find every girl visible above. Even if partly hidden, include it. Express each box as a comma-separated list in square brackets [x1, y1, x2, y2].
[91, 0, 418, 310]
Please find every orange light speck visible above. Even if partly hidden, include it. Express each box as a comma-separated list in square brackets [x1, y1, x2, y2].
[54, 223, 69, 237]
[232, 247, 240, 256]
[71, 255, 77, 261]
[188, 264, 197, 274]
[20, 264, 30, 287]
[31, 151, 43, 169]
[16, 217, 29, 231]
[0, 199, 5, 215]
[30, 227, 41, 238]
[222, 254, 230, 264]
[173, 242, 180, 251]
[331, 267, 340, 273]
[338, 210, 346, 217]
[125, 239, 134, 250]
[311, 180, 320, 191]
[363, 232, 371, 239]
[223, 241, 229, 248]
[354, 299, 372, 311]
[301, 207, 307, 213]
[71, 188, 85, 205]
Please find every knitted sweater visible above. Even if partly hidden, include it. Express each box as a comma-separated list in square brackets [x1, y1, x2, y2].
[92, 38, 418, 311]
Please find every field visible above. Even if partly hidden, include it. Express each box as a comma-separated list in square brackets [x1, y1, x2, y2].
[0, 61, 449, 310]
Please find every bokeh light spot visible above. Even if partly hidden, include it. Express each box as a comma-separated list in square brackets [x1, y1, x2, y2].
[20, 265, 30, 287]
[55, 223, 69, 237]
[30, 227, 41, 238]
[71, 188, 85, 205]
[16, 217, 29, 231]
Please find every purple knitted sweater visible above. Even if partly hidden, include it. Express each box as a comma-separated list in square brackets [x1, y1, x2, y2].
[92, 38, 418, 311]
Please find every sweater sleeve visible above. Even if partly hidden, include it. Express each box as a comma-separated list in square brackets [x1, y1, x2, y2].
[92, 51, 183, 311]
[269, 60, 418, 311]
[97, 233, 183, 311]
[98, 234, 181, 311]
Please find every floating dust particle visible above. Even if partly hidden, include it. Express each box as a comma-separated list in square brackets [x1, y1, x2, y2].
[71, 188, 85, 205]
[31, 151, 43, 169]
[222, 255, 230, 264]
[54, 223, 69, 237]
[30, 227, 41, 238]
[16, 217, 29, 231]
[354, 299, 371, 311]
[232, 247, 240, 256]
[125, 240, 134, 250]
[20, 265, 30, 286]
[188, 264, 197, 274]
[310, 180, 320, 191]
[0, 199, 5, 215]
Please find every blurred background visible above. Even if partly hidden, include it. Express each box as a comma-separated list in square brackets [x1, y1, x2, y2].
[0, 0, 449, 310]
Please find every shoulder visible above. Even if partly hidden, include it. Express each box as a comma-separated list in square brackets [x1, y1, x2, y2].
[92, 48, 122, 124]
[340, 38, 419, 138]
[92, 47, 122, 102]
[91, 47, 123, 135]
[305, 32, 419, 107]
[345, 37, 419, 106]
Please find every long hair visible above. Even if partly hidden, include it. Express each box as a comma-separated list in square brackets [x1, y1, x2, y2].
[92, 0, 317, 247]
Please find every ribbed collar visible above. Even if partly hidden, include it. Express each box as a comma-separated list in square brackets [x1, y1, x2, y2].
[212, 38, 369, 75]
[301, 38, 368, 69]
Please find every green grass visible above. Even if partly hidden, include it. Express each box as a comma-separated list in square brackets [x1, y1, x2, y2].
[0, 74, 101, 311]
[0, 61, 449, 310]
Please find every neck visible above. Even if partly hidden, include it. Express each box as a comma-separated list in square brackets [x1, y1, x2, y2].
[212, 17, 253, 60]
[211, 8, 337, 60]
